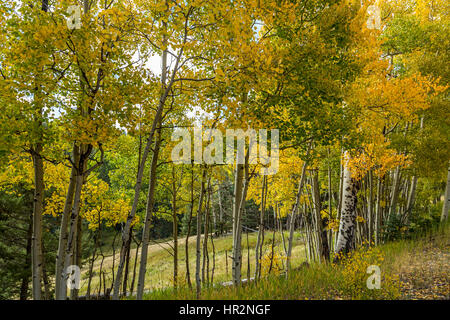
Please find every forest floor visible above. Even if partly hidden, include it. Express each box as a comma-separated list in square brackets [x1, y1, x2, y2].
[79, 230, 306, 296]
[137, 225, 450, 300]
[396, 233, 449, 299]
[78, 226, 449, 300]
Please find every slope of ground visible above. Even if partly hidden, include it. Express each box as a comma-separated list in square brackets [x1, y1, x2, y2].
[79, 231, 306, 296]
[139, 226, 449, 300]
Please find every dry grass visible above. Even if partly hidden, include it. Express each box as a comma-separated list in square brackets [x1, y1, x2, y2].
[138, 224, 450, 300]
[78, 231, 306, 295]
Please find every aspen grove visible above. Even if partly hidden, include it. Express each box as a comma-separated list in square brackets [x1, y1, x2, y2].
[0, 0, 448, 300]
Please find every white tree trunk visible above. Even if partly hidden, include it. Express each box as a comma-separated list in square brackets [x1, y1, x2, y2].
[441, 161, 450, 222]
[112, 22, 175, 298]
[55, 164, 77, 300]
[136, 127, 162, 300]
[312, 169, 330, 262]
[231, 162, 244, 285]
[405, 117, 423, 224]
[232, 149, 250, 285]
[388, 166, 401, 220]
[368, 170, 373, 242]
[254, 176, 266, 279]
[375, 176, 383, 245]
[31, 146, 44, 300]
[334, 152, 359, 259]
[62, 170, 84, 298]
[405, 176, 418, 223]
[196, 168, 207, 298]
[286, 160, 308, 274]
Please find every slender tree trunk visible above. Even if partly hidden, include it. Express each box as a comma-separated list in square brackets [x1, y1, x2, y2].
[62, 142, 91, 300]
[225, 249, 228, 278]
[62, 167, 84, 299]
[405, 176, 417, 224]
[172, 165, 178, 289]
[375, 176, 383, 245]
[112, 14, 175, 297]
[136, 126, 162, 300]
[202, 178, 211, 286]
[129, 239, 140, 294]
[196, 167, 207, 299]
[286, 160, 308, 275]
[312, 169, 330, 262]
[335, 148, 345, 245]
[86, 225, 100, 299]
[232, 151, 249, 285]
[55, 163, 77, 300]
[405, 117, 424, 224]
[268, 205, 276, 274]
[20, 210, 33, 300]
[185, 162, 194, 288]
[254, 176, 266, 280]
[334, 152, 359, 260]
[246, 229, 250, 281]
[388, 166, 401, 220]
[30, 0, 50, 302]
[368, 170, 374, 243]
[122, 227, 133, 296]
[232, 162, 244, 285]
[327, 148, 333, 250]
[210, 228, 216, 284]
[218, 185, 224, 235]
[441, 160, 450, 222]
[70, 213, 83, 299]
[257, 179, 268, 278]
[31, 145, 44, 300]
[41, 251, 50, 300]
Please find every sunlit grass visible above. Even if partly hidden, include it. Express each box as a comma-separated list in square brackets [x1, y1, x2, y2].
[138, 224, 449, 300]
[78, 231, 306, 296]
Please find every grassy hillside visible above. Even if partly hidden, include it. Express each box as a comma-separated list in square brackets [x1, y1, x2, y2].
[138, 225, 449, 300]
[79, 231, 306, 295]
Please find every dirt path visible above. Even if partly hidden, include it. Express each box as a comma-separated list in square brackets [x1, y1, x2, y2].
[87, 233, 213, 272]
[398, 237, 450, 300]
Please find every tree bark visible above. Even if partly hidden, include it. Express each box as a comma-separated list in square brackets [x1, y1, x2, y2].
[31, 145, 44, 300]
[405, 117, 424, 224]
[334, 152, 359, 260]
[368, 169, 374, 243]
[185, 162, 194, 288]
[55, 163, 77, 300]
[441, 160, 450, 222]
[136, 126, 162, 300]
[62, 164, 84, 299]
[122, 226, 133, 296]
[20, 209, 33, 300]
[232, 150, 249, 285]
[335, 148, 345, 245]
[113, 8, 182, 296]
[388, 166, 401, 220]
[196, 167, 207, 299]
[312, 169, 330, 262]
[286, 160, 308, 275]
[62, 142, 90, 300]
[202, 178, 211, 285]
[375, 176, 383, 245]
[254, 176, 266, 280]
[232, 161, 244, 285]
[172, 165, 178, 289]
[70, 213, 83, 299]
